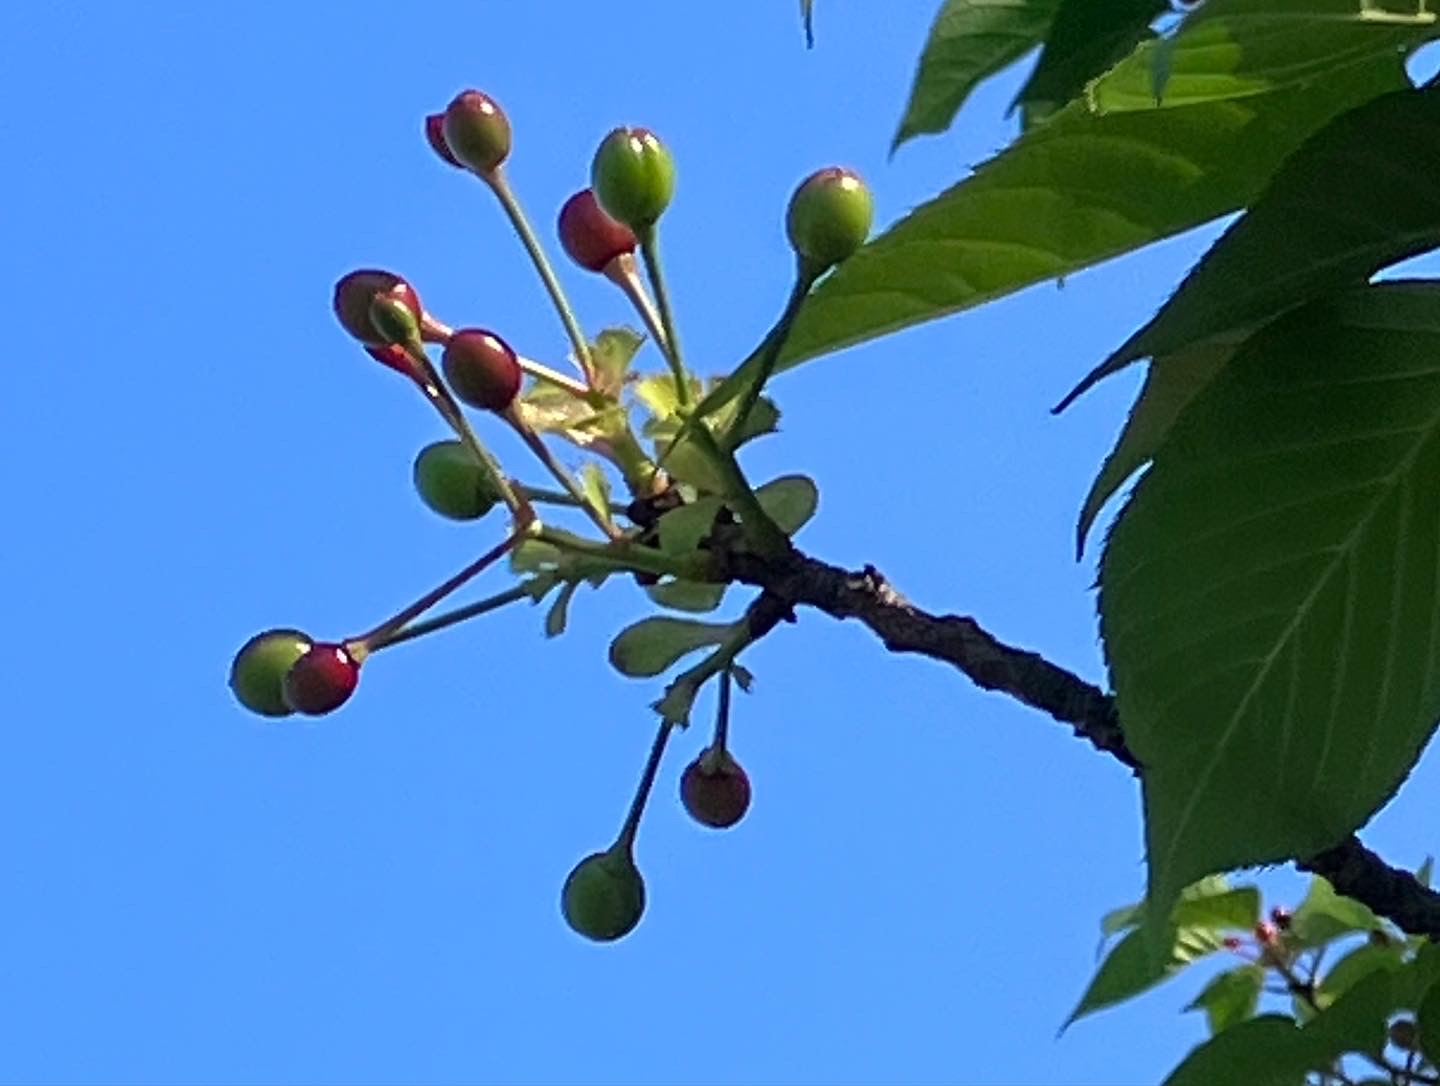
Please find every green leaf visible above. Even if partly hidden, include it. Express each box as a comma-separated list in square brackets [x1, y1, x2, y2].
[1161, 1015, 1308, 1086]
[1418, 978, 1440, 1064]
[1100, 284, 1440, 920]
[1077, 343, 1234, 556]
[1290, 877, 1384, 950]
[1314, 943, 1406, 1009]
[590, 326, 644, 397]
[656, 497, 723, 555]
[1064, 80, 1440, 406]
[755, 475, 820, 536]
[1099, 901, 1142, 938]
[776, 14, 1412, 372]
[1013, 0, 1164, 125]
[579, 463, 615, 530]
[891, 0, 1061, 151]
[1089, 0, 1440, 114]
[1173, 886, 1260, 932]
[1065, 925, 1225, 1028]
[545, 580, 579, 639]
[1185, 965, 1263, 1035]
[1301, 967, 1396, 1064]
[608, 617, 737, 678]
[645, 579, 728, 613]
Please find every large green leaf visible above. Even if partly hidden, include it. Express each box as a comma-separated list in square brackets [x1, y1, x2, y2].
[892, 0, 1061, 152]
[1014, 0, 1164, 125]
[1077, 343, 1234, 556]
[1065, 924, 1225, 1028]
[1088, 0, 1439, 114]
[1063, 80, 1440, 407]
[776, 39, 1409, 371]
[1162, 1014, 1308, 1086]
[1101, 284, 1440, 920]
[1418, 978, 1440, 1065]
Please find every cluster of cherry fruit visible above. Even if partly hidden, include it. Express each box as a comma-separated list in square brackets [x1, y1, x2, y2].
[228, 88, 873, 941]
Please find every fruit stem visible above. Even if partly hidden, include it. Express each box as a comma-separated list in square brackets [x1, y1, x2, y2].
[713, 667, 733, 752]
[602, 253, 670, 357]
[538, 525, 704, 581]
[519, 484, 627, 513]
[369, 584, 531, 651]
[727, 258, 820, 442]
[484, 168, 597, 386]
[616, 719, 673, 853]
[400, 338, 535, 527]
[352, 530, 524, 651]
[503, 409, 622, 540]
[654, 616, 764, 724]
[637, 226, 692, 407]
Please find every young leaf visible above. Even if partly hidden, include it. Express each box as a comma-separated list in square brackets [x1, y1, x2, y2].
[1289, 877, 1384, 950]
[645, 579, 728, 613]
[579, 463, 615, 530]
[755, 475, 820, 536]
[1101, 284, 1440, 922]
[1184, 965, 1263, 1035]
[776, 19, 1412, 372]
[590, 327, 644, 397]
[656, 497, 723, 555]
[545, 580, 580, 639]
[1172, 886, 1260, 932]
[1077, 342, 1234, 556]
[892, 0, 1061, 152]
[608, 617, 737, 678]
[1063, 80, 1440, 407]
[1065, 924, 1225, 1028]
[1013, 0, 1164, 126]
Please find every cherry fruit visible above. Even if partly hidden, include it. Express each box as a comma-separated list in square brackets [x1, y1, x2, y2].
[561, 847, 647, 942]
[591, 127, 674, 231]
[680, 747, 751, 829]
[282, 642, 361, 716]
[413, 440, 500, 520]
[442, 329, 522, 413]
[230, 628, 314, 718]
[442, 90, 512, 175]
[786, 167, 873, 271]
[558, 189, 638, 272]
[334, 270, 423, 347]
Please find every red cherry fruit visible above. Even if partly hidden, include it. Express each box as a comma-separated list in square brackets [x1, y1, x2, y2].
[334, 270, 423, 347]
[441, 329, 522, 412]
[558, 189, 637, 272]
[365, 344, 420, 381]
[282, 642, 361, 716]
[424, 113, 463, 169]
[680, 748, 751, 829]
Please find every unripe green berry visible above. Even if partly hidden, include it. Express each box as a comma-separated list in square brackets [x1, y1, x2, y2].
[442, 90, 511, 174]
[282, 642, 361, 716]
[334, 270, 423, 347]
[591, 127, 674, 231]
[230, 628, 313, 717]
[786, 167, 873, 271]
[413, 440, 500, 521]
[442, 328, 522, 412]
[561, 848, 646, 942]
[680, 747, 751, 829]
[369, 291, 422, 346]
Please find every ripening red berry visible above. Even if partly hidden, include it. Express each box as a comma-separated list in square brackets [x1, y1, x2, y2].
[282, 643, 361, 716]
[558, 189, 637, 272]
[334, 270, 423, 347]
[680, 748, 751, 829]
[365, 344, 420, 381]
[1254, 921, 1279, 946]
[442, 329, 522, 412]
[442, 90, 512, 174]
[424, 113, 463, 168]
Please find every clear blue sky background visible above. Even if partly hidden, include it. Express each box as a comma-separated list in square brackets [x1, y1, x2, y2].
[3, 4, 1437, 1084]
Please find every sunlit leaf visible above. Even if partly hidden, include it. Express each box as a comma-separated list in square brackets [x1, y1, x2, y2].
[1065, 924, 1225, 1028]
[1014, 0, 1164, 125]
[1101, 285, 1440, 920]
[1290, 877, 1384, 950]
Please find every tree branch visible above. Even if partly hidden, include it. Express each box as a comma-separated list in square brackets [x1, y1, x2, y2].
[712, 541, 1440, 941]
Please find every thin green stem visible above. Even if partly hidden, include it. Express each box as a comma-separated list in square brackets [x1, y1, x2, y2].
[486, 168, 595, 385]
[638, 227, 691, 407]
[616, 719, 673, 853]
[603, 253, 669, 356]
[401, 339, 533, 525]
[505, 411, 621, 539]
[351, 531, 523, 652]
[370, 584, 531, 651]
[687, 425, 789, 558]
[519, 484, 626, 513]
[538, 525, 704, 581]
[728, 261, 818, 441]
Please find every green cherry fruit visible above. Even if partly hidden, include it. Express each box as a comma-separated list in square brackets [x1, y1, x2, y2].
[334, 270, 423, 347]
[412, 440, 500, 521]
[442, 328, 522, 412]
[282, 642, 361, 716]
[591, 127, 674, 231]
[368, 291, 423, 346]
[561, 848, 646, 942]
[230, 628, 314, 717]
[680, 747, 751, 829]
[558, 188, 637, 272]
[785, 167, 873, 272]
[442, 90, 512, 174]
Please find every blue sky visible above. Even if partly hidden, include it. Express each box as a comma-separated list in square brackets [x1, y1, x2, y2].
[3, 4, 1437, 1084]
